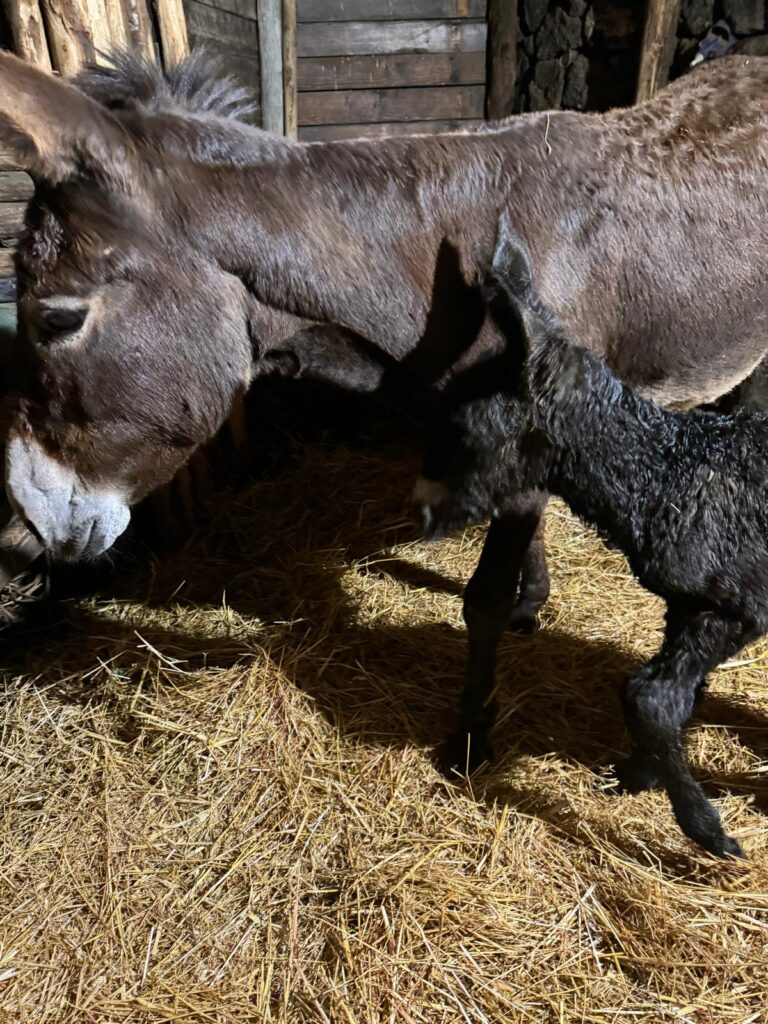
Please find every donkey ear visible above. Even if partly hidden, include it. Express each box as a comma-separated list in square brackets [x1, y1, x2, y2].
[0, 51, 134, 186]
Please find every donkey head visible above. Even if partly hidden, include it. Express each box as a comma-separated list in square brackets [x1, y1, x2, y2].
[0, 52, 255, 559]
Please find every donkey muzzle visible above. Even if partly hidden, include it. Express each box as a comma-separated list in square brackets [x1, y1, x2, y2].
[5, 434, 130, 561]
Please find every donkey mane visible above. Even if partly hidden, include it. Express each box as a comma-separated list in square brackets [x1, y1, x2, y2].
[75, 49, 256, 123]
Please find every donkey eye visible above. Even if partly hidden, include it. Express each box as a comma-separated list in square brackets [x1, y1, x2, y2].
[40, 307, 88, 334]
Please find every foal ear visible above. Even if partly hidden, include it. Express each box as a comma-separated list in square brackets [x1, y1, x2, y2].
[0, 51, 134, 186]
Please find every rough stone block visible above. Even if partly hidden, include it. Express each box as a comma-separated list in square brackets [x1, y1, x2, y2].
[722, 0, 764, 34]
[536, 7, 583, 59]
[563, 53, 589, 109]
[530, 57, 566, 109]
[681, 0, 715, 36]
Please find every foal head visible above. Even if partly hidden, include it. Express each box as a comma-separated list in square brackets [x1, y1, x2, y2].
[415, 218, 555, 537]
[0, 52, 257, 559]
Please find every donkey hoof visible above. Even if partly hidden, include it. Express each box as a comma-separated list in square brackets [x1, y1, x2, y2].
[438, 729, 495, 778]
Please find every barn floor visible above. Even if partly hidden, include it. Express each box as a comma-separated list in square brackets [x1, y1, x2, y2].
[1, 440, 767, 1023]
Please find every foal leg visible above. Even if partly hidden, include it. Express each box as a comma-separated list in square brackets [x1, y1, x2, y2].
[507, 515, 550, 634]
[440, 491, 546, 775]
[619, 608, 749, 857]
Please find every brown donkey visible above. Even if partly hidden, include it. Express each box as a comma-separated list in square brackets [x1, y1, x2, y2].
[0, 50, 766, 769]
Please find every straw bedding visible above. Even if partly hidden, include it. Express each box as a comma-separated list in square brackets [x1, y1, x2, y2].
[1, 436, 767, 1023]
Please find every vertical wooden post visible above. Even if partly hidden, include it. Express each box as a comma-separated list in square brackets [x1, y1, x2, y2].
[282, 0, 297, 139]
[86, 0, 116, 57]
[154, 0, 189, 70]
[226, 393, 250, 470]
[126, 0, 158, 61]
[6, 1, 53, 70]
[40, 0, 95, 76]
[259, 0, 284, 135]
[104, 0, 130, 50]
[485, 0, 517, 120]
[636, 0, 680, 103]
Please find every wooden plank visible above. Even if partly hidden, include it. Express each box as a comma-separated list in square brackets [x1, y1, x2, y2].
[283, 0, 298, 139]
[86, 0, 129, 59]
[0, 250, 16, 278]
[636, 0, 680, 102]
[0, 172, 34, 203]
[485, 0, 515, 120]
[0, 146, 20, 172]
[126, 0, 159, 60]
[185, 34, 262, 103]
[155, 0, 190, 69]
[195, 0, 256, 17]
[297, 0, 486, 20]
[6, 1, 53, 70]
[297, 51, 485, 89]
[297, 20, 486, 57]
[186, 2, 258, 57]
[298, 84, 484, 125]
[105, 0, 131, 49]
[259, 0, 285, 133]
[299, 117, 483, 140]
[0, 305, 17, 332]
[0, 205, 27, 238]
[40, 0, 96, 75]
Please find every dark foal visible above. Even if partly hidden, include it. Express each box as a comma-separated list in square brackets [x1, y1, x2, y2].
[418, 220, 768, 858]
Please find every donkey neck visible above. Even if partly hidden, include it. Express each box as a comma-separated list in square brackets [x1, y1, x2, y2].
[174, 119, 585, 364]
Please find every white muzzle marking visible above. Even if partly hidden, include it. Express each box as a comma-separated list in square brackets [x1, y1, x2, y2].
[5, 434, 131, 561]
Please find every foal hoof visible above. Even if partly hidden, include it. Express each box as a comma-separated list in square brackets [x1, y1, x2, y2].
[438, 729, 495, 778]
[506, 607, 538, 635]
[702, 832, 746, 860]
[608, 756, 662, 795]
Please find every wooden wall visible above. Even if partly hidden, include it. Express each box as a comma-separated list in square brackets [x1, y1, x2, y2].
[296, 0, 488, 141]
[184, 0, 262, 116]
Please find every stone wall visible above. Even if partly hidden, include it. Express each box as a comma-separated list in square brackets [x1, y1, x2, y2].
[516, 0, 596, 112]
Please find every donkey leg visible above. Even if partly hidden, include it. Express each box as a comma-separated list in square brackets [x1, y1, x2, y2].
[620, 609, 748, 857]
[440, 492, 545, 775]
[507, 513, 550, 634]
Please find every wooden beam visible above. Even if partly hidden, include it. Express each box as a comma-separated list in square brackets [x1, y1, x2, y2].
[297, 0, 487, 19]
[636, 0, 680, 102]
[297, 20, 487, 57]
[0, 204, 27, 238]
[104, 0, 131, 50]
[298, 52, 486, 91]
[0, 304, 17, 331]
[0, 250, 17, 278]
[154, 0, 189, 70]
[259, 0, 285, 133]
[85, 0, 115, 58]
[485, 0, 516, 120]
[299, 84, 485, 125]
[125, 0, 158, 61]
[283, 0, 298, 139]
[0, 172, 34, 203]
[6, 0, 53, 70]
[40, 0, 96, 76]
